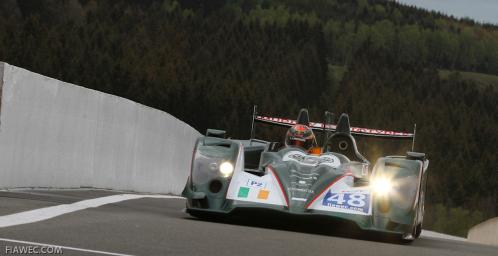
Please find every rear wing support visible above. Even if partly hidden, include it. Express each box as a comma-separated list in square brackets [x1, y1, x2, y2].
[250, 105, 257, 144]
[411, 123, 417, 151]
[321, 111, 335, 148]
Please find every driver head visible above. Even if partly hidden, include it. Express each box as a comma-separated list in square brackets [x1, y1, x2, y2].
[285, 124, 316, 151]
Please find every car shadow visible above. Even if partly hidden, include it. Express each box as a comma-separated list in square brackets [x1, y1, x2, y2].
[183, 209, 407, 245]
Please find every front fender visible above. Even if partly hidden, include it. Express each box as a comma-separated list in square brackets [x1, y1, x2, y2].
[371, 156, 427, 231]
[183, 137, 243, 210]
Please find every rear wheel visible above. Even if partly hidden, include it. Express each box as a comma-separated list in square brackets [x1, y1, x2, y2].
[186, 208, 221, 221]
[188, 211, 208, 219]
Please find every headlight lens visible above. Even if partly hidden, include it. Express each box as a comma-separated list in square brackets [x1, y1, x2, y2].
[219, 162, 234, 177]
[371, 177, 393, 196]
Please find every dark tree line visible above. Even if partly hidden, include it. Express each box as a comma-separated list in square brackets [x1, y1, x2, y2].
[274, 0, 498, 75]
[0, 0, 496, 236]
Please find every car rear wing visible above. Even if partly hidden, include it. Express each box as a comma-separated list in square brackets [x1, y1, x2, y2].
[249, 106, 417, 150]
[255, 115, 415, 139]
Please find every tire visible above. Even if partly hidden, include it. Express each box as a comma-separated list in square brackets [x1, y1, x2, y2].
[402, 202, 421, 242]
[414, 223, 422, 238]
[189, 211, 207, 219]
[401, 232, 415, 242]
[414, 176, 425, 239]
[187, 209, 220, 221]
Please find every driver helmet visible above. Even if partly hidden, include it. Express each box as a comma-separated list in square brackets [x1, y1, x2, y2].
[285, 124, 316, 151]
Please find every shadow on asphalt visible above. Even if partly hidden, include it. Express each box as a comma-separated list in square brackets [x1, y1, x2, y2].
[183, 209, 408, 245]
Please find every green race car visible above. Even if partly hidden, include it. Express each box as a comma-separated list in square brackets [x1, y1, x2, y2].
[182, 108, 428, 241]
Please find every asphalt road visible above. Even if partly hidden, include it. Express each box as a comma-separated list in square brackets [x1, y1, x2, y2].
[0, 190, 496, 256]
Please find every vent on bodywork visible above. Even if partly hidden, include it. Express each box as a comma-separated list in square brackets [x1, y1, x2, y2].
[209, 180, 223, 193]
[191, 198, 208, 208]
[244, 145, 265, 170]
[385, 162, 403, 168]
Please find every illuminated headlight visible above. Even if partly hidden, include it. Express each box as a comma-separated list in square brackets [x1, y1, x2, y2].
[219, 162, 234, 177]
[371, 178, 393, 196]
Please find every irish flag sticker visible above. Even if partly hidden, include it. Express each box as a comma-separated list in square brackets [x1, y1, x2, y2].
[257, 189, 270, 200]
[238, 187, 250, 198]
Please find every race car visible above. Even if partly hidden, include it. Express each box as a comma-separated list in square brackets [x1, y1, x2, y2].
[182, 108, 429, 241]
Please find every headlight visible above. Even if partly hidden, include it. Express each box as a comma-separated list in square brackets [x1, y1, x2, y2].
[219, 162, 234, 177]
[371, 177, 393, 196]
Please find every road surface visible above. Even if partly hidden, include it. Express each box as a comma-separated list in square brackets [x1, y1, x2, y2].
[0, 190, 496, 256]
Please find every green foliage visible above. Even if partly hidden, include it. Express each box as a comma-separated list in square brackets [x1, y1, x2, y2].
[0, 0, 496, 236]
[272, 0, 498, 75]
[424, 204, 484, 237]
[329, 65, 346, 83]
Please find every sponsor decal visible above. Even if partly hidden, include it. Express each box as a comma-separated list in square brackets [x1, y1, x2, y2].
[322, 190, 370, 214]
[291, 180, 311, 186]
[238, 187, 250, 198]
[227, 171, 287, 206]
[246, 179, 266, 188]
[285, 152, 306, 162]
[291, 197, 307, 201]
[283, 151, 340, 168]
[289, 171, 319, 180]
[255, 116, 413, 137]
[257, 189, 270, 200]
[288, 187, 314, 193]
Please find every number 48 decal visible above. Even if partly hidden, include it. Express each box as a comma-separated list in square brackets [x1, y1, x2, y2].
[327, 193, 366, 207]
[322, 191, 370, 213]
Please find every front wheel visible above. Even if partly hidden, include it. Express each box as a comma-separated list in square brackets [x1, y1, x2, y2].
[401, 202, 422, 242]
[414, 223, 422, 238]
[401, 231, 415, 242]
[401, 222, 421, 242]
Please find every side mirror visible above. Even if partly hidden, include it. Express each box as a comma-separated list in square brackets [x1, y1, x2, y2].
[206, 129, 226, 138]
[406, 151, 426, 161]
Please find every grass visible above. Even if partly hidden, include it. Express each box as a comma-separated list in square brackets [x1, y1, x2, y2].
[439, 69, 498, 91]
[329, 64, 498, 91]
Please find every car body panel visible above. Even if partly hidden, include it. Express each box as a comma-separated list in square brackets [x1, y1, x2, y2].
[182, 111, 428, 239]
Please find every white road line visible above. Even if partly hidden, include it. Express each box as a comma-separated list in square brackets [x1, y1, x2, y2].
[421, 230, 467, 241]
[0, 194, 183, 228]
[0, 237, 134, 256]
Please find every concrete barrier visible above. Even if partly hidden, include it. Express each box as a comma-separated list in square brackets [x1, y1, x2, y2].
[467, 217, 498, 247]
[0, 62, 200, 194]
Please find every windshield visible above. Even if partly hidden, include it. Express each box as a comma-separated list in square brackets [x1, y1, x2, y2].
[280, 149, 369, 179]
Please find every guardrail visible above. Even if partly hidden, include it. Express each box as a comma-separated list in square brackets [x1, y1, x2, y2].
[0, 62, 200, 194]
